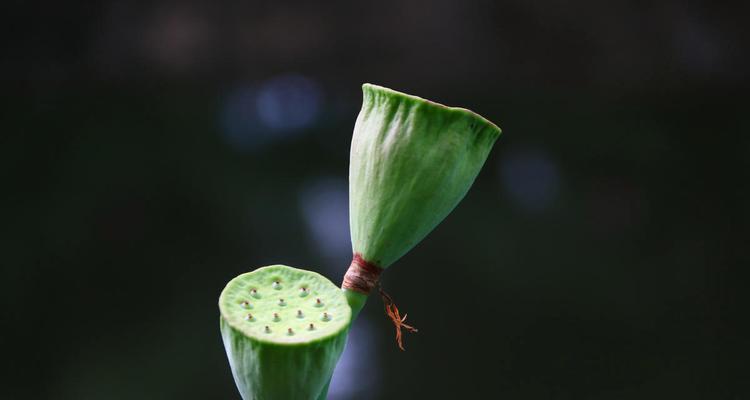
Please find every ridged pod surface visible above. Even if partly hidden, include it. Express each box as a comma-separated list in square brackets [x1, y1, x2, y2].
[349, 84, 502, 270]
[219, 265, 351, 400]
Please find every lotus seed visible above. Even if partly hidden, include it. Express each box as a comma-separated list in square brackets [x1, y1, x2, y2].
[287, 328, 294, 336]
[245, 313, 254, 321]
[299, 287, 309, 297]
[273, 313, 280, 322]
[278, 298, 286, 306]
[240, 301, 251, 309]
[264, 326, 271, 333]
[272, 281, 281, 290]
[322, 312, 330, 321]
[250, 289, 260, 298]
[315, 298, 323, 307]
[308, 323, 315, 331]
[297, 310, 304, 318]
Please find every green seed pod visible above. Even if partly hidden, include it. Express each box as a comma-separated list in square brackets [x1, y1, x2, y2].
[218, 85, 502, 398]
[344, 84, 501, 315]
[219, 265, 351, 400]
[350, 84, 501, 269]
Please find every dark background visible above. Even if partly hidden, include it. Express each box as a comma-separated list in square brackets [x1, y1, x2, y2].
[2, 1, 748, 399]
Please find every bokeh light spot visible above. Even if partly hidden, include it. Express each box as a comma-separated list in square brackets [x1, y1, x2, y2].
[499, 148, 562, 212]
[298, 177, 350, 271]
[219, 74, 322, 152]
[256, 74, 322, 131]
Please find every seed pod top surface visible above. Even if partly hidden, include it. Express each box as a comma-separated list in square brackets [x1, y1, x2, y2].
[219, 265, 351, 344]
[349, 84, 501, 268]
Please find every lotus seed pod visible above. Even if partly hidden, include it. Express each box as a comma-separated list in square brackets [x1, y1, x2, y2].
[344, 84, 501, 314]
[219, 265, 351, 400]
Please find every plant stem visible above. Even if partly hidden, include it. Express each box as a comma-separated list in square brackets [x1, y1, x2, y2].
[316, 380, 332, 400]
[343, 288, 368, 321]
[316, 290, 366, 400]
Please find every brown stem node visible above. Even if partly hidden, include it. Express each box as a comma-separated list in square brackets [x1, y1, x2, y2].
[342, 253, 383, 294]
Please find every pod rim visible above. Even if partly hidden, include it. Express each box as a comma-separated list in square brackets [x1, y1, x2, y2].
[362, 83, 502, 136]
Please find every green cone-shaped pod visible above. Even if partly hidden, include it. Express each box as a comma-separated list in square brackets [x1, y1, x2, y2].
[219, 265, 351, 400]
[349, 84, 502, 269]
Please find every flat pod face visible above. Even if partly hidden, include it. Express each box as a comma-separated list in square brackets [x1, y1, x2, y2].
[219, 265, 351, 344]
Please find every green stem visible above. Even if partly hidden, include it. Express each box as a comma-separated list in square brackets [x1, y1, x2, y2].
[316, 290, 368, 400]
[316, 379, 332, 400]
[343, 288, 369, 322]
